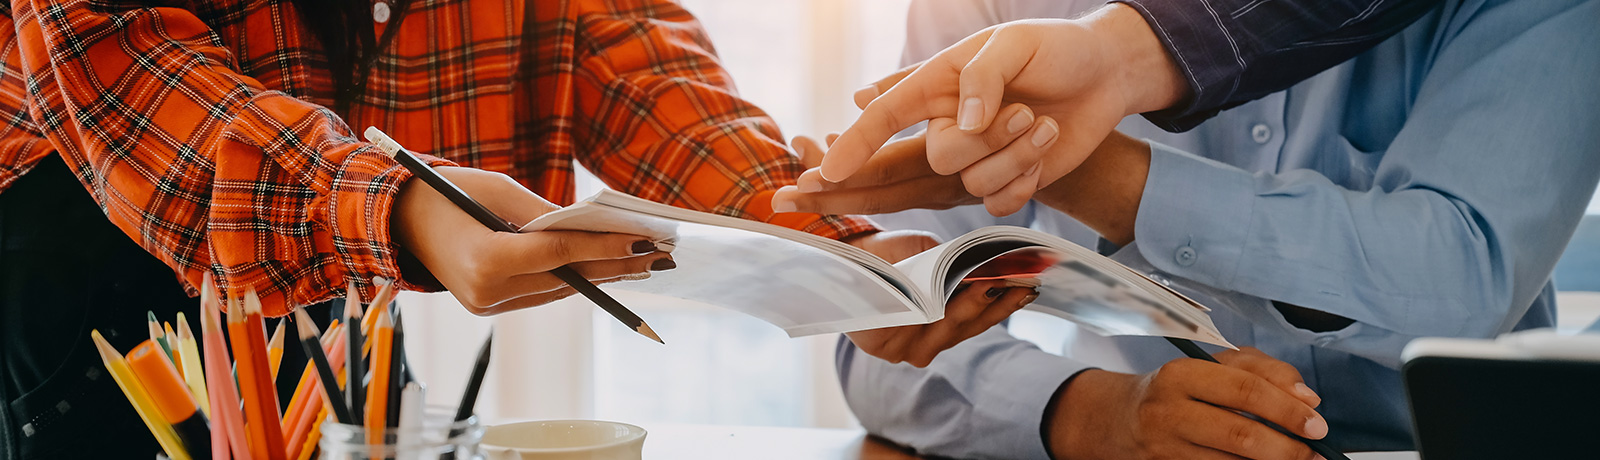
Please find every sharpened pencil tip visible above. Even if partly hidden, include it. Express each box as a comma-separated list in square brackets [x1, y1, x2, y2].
[636, 322, 664, 344]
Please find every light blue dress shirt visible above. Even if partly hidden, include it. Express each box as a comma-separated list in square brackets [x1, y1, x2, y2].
[836, 0, 1600, 458]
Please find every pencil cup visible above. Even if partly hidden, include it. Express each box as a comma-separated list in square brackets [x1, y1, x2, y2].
[479, 420, 646, 460]
[318, 407, 483, 459]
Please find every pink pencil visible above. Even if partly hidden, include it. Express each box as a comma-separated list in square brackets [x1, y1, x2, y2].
[202, 274, 251, 460]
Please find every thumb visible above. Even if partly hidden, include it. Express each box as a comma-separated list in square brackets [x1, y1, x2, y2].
[956, 26, 1035, 133]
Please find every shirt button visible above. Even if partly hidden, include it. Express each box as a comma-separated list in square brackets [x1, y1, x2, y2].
[1314, 336, 1337, 347]
[1251, 123, 1272, 144]
[373, 1, 392, 23]
[1174, 246, 1198, 267]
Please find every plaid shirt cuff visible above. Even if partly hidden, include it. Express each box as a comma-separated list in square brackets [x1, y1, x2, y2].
[326, 145, 456, 301]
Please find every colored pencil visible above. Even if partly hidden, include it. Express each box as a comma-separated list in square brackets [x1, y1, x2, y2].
[346, 280, 366, 426]
[174, 313, 210, 418]
[163, 322, 183, 376]
[362, 279, 396, 357]
[127, 340, 211, 457]
[364, 127, 663, 344]
[149, 312, 173, 362]
[91, 330, 190, 460]
[293, 308, 354, 424]
[231, 290, 287, 460]
[201, 275, 250, 460]
[452, 332, 494, 424]
[385, 309, 405, 429]
[365, 306, 394, 447]
[267, 320, 286, 380]
[280, 320, 340, 435]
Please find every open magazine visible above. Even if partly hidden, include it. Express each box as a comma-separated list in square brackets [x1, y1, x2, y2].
[523, 190, 1234, 348]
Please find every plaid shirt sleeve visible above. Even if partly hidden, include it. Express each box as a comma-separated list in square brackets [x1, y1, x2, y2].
[13, 0, 446, 315]
[1114, 0, 1442, 131]
[563, 0, 879, 240]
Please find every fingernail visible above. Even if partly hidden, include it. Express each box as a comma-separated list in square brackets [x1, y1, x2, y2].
[1031, 119, 1059, 147]
[773, 198, 797, 213]
[1020, 292, 1039, 306]
[1304, 414, 1329, 439]
[1006, 110, 1033, 134]
[797, 178, 824, 193]
[1024, 162, 1041, 178]
[985, 287, 1005, 299]
[1294, 382, 1320, 401]
[622, 272, 652, 281]
[958, 97, 984, 131]
[651, 258, 677, 271]
[631, 240, 655, 254]
[853, 85, 880, 106]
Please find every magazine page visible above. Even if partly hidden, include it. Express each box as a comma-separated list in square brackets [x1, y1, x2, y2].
[522, 193, 932, 336]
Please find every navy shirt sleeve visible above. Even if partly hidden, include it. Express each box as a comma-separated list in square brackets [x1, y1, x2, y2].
[1113, 0, 1443, 131]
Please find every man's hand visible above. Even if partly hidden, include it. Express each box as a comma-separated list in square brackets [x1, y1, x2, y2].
[817, 4, 1186, 216]
[838, 230, 1035, 367]
[392, 167, 674, 315]
[1048, 348, 1329, 460]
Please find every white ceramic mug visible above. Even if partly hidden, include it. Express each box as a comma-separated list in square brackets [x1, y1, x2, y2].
[481, 420, 647, 460]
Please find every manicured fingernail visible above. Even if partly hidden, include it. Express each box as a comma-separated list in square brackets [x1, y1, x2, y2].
[985, 287, 1005, 299]
[1304, 414, 1329, 439]
[1006, 110, 1033, 134]
[853, 85, 880, 106]
[1031, 119, 1059, 147]
[1294, 382, 1320, 401]
[622, 272, 652, 281]
[958, 97, 984, 131]
[631, 240, 656, 254]
[651, 258, 677, 271]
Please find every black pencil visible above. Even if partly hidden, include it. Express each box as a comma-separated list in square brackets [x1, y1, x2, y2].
[453, 332, 494, 424]
[346, 281, 365, 425]
[1165, 338, 1350, 460]
[363, 127, 663, 344]
[293, 308, 355, 424]
[385, 307, 405, 429]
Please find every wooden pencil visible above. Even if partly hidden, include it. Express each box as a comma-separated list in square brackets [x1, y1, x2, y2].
[230, 290, 287, 460]
[201, 275, 250, 460]
[163, 322, 183, 376]
[93, 330, 190, 460]
[346, 280, 366, 426]
[365, 306, 394, 448]
[267, 320, 286, 380]
[174, 313, 209, 418]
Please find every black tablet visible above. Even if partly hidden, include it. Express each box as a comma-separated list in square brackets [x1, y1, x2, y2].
[1402, 335, 1600, 459]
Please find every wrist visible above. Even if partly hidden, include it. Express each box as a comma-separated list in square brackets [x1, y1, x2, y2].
[1035, 132, 1150, 245]
[1046, 369, 1138, 460]
[1085, 3, 1189, 114]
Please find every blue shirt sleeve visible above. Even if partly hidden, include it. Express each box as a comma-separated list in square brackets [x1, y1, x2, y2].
[1132, 0, 1600, 354]
[836, 326, 1090, 459]
[1113, 0, 1443, 131]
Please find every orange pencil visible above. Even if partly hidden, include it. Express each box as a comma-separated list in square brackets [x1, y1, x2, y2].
[267, 320, 286, 380]
[126, 340, 211, 457]
[361, 279, 395, 357]
[230, 290, 287, 460]
[365, 306, 394, 448]
[201, 275, 250, 460]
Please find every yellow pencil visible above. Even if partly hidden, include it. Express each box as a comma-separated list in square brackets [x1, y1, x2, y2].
[91, 329, 191, 460]
[163, 322, 184, 377]
[268, 320, 286, 380]
[174, 313, 210, 418]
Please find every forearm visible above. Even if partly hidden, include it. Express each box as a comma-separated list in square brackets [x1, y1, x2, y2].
[1033, 131, 1149, 246]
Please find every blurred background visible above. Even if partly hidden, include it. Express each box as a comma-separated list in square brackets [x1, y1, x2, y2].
[396, 0, 1600, 432]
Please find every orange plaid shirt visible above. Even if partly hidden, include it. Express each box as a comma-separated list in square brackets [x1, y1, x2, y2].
[0, 0, 875, 315]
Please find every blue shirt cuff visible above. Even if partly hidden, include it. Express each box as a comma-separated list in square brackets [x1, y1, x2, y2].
[1133, 140, 1254, 289]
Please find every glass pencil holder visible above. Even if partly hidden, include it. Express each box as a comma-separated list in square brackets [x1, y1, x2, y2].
[318, 406, 483, 460]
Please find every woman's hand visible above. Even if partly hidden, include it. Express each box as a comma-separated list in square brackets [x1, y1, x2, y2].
[1048, 348, 1328, 460]
[838, 230, 1036, 367]
[391, 166, 674, 315]
[817, 4, 1185, 216]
